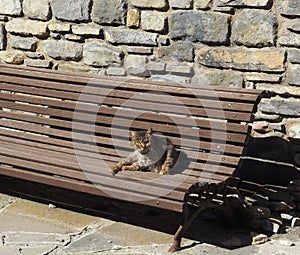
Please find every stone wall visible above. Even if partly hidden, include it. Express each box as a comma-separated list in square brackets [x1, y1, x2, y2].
[0, 0, 299, 143]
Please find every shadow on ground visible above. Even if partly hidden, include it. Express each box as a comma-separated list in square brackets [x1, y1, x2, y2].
[0, 175, 256, 251]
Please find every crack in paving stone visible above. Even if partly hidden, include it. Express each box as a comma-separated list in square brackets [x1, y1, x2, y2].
[0, 244, 59, 255]
[52, 223, 106, 254]
[0, 198, 16, 212]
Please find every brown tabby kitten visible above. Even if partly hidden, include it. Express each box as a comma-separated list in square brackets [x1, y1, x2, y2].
[109, 128, 178, 175]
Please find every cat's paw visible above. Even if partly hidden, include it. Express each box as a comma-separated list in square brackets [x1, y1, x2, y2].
[159, 166, 170, 175]
[109, 167, 120, 176]
[122, 164, 140, 171]
[122, 165, 134, 171]
[159, 169, 169, 175]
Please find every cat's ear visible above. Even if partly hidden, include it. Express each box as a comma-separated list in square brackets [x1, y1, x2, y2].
[146, 128, 152, 135]
[130, 131, 137, 139]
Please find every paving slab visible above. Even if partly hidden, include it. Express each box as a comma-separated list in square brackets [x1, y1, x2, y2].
[0, 198, 107, 233]
[60, 232, 116, 254]
[100, 222, 174, 246]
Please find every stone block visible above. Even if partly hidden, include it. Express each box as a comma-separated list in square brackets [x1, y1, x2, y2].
[48, 21, 71, 33]
[151, 74, 191, 84]
[279, 30, 300, 47]
[251, 233, 269, 244]
[256, 84, 300, 97]
[280, 213, 294, 220]
[192, 70, 243, 88]
[0, 50, 24, 64]
[106, 67, 126, 76]
[194, 0, 212, 9]
[105, 28, 157, 46]
[232, 9, 277, 47]
[287, 64, 300, 86]
[259, 96, 300, 116]
[157, 41, 194, 62]
[277, 0, 300, 17]
[127, 9, 140, 28]
[23, 0, 51, 21]
[92, 0, 126, 25]
[72, 24, 101, 36]
[270, 201, 295, 212]
[0, 23, 6, 50]
[169, 11, 229, 44]
[157, 35, 169, 45]
[213, 6, 234, 14]
[196, 47, 285, 72]
[147, 62, 166, 73]
[0, 0, 22, 16]
[130, 0, 167, 9]
[166, 63, 193, 75]
[43, 40, 83, 61]
[6, 19, 48, 37]
[58, 63, 98, 74]
[288, 49, 300, 64]
[250, 219, 281, 233]
[83, 41, 123, 67]
[141, 11, 166, 32]
[51, 0, 91, 21]
[284, 119, 300, 139]
[169, 0, 193, 9]
[25, 52, 44, 59]
[245, 73, 282, 83]
[126, 55, 150, 77]
[125, 46, 153, 54]
[287, 20, 300, 32]
[217, 0, 271, 7]
[9, 36, 38, 51]
[24, 59, 52, 68]
[65, 34, 83, 42]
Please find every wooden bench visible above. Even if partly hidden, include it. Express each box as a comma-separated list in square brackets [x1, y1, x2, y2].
[0, 63, 264, 252]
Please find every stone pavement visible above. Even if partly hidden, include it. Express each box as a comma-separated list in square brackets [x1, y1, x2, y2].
[1, 192, 300, 255]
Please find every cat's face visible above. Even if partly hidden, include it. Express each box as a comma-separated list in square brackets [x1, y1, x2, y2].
[130, 128, 152, 154]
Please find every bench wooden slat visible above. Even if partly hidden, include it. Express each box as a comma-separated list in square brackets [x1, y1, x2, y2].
[0, 106, 248, 145]
[0, 165, 184, 212]
[0, 75, 256, 114]
[0, 129, 241, 169]
[0, 142, 188, 198]
[0, 65, 263, 101]
[0, 118, 245, 156]
[0, 135, 236, 182]
[0, 81, 254, 122]
[1, 139, 228, 201]
[0, 92, 250, 134]
[1, 64, 262, 96]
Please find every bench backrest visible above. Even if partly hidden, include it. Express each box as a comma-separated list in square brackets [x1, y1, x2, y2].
[0, 64, 263, 212]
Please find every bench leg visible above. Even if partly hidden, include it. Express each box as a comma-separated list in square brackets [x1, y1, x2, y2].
[169, 203, 204, 252]
[169, 203, 189, 253]
[168, 224, 185, 252]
